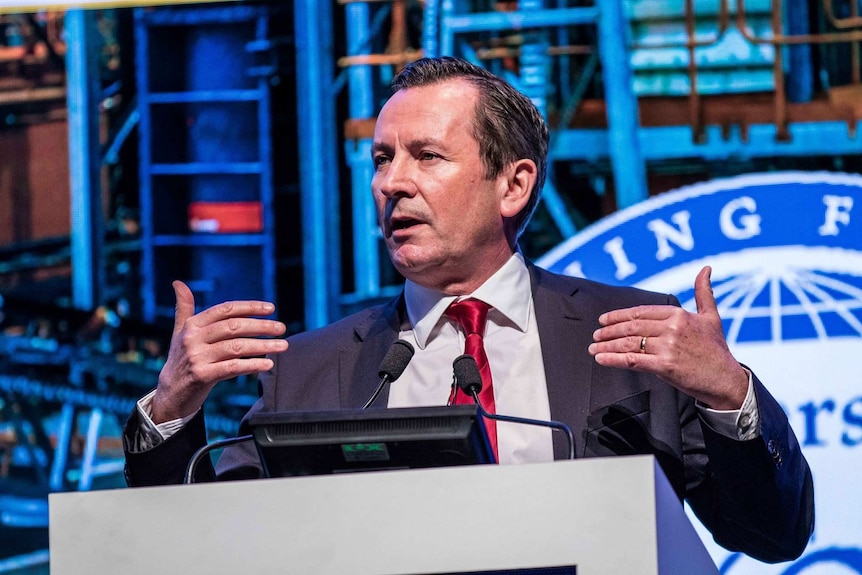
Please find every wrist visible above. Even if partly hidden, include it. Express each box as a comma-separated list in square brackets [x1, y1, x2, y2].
[703, 364, 750, 410]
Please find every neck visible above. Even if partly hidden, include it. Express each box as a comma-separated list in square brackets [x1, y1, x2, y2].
[417, 248, 517, 296]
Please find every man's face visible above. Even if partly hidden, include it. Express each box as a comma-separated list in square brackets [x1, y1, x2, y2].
[371, 80, 515, 294]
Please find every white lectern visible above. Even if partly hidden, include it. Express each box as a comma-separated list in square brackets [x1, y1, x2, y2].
[49, 455, 719, 575]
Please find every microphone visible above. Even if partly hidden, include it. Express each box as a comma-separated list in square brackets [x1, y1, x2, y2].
[362, 340, 416, 409]
[184, 434, 254, 484]
[452, 354, 575, 460]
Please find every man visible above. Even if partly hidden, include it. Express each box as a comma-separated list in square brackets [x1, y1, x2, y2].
[124, 57, 813, 563]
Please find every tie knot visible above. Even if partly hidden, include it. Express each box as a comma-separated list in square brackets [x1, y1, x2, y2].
[445, 298, 491, 337]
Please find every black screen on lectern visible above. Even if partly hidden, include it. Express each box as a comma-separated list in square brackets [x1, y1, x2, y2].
[248, 405, 495, 477]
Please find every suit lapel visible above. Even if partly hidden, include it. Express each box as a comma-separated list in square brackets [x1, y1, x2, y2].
[530, 265, 594, 460]
[340, 294, 405, 409]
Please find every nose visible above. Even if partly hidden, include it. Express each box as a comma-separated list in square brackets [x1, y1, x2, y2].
[373, 155, 417, 199]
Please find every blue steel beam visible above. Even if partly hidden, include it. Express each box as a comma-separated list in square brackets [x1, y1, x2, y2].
[596, 0, 648, 209]
[443, 7, 599, 33]
[78, 407, 103, 491]
[134, 8, 156, 322]
[295, 0, 341, 328]
[49, 403, 75, 491]
[255, 11, 277, 314]
[551, 122, 862, 162]
[423, 0, 441, 57]
[554, 0, 573, 105]
[66, 9, 104, 311]
[439, 6, 599, 56]
[345, 2, 381, 299]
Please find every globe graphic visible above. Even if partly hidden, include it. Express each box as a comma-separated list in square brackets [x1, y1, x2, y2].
[709, 266, 862, 343]
[643, 247, 862, 344]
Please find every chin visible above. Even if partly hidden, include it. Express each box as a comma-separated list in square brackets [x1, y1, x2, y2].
[388, 244, 454, 280]
[390, 256, 437, 284]
[388, 245, 426, 269]
[391, 258, 425, 278]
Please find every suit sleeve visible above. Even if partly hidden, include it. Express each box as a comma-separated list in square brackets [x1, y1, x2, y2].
[122, 408, 213, 486]
[684, 373, 815, 563]
[122, 354, 279, 486]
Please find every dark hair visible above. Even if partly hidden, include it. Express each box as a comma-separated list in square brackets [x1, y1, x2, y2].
[391, 57, 548, 240]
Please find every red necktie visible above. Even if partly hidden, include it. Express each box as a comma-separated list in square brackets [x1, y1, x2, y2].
[445, 298, 497, 460]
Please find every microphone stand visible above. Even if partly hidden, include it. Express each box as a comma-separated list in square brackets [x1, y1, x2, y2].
[466, 389, 576, 461]
[184, 434, 254, 484]
[362, 374, 392, 409]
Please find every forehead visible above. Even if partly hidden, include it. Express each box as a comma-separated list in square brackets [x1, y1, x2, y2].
[373, 80, 478, 142]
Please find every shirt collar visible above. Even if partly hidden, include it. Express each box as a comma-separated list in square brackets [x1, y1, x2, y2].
[404, 252, 532, 349]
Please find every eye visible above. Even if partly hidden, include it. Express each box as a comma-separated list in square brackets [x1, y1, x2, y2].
[419, 151, 439, 161]
[373, 154, 391, 169]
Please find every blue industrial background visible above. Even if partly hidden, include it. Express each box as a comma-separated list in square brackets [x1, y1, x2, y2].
[2, 0, 862, 572]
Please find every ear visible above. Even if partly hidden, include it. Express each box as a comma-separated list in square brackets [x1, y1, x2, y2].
[499, 158, 537, 218]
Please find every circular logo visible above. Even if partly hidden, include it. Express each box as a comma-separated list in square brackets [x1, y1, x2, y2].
[539, 172, 862, 573]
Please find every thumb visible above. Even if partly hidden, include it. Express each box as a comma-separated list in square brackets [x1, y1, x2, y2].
[171, 280, 196, 334]
[694, 266, 718, 316]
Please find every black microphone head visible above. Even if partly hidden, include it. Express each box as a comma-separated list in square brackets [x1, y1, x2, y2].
[452, 354, 483, 396]
[378, 340, 415, 381]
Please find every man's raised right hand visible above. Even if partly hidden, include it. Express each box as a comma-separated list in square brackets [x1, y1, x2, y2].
[151, 280, 288, 424]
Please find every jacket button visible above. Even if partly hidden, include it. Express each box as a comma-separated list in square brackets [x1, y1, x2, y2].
[767, 439, 783, 468]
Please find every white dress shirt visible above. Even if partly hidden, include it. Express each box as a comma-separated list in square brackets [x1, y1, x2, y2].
[389, 252, 554, 464]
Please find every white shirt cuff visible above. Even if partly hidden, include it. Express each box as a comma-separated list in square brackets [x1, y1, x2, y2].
[135, 389, 198, 450]
[696, 369, 760, 441]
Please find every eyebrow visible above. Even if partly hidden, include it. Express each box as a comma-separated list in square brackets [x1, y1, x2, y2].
[371, 141, 393, 156]
[371, 138, 445, 156]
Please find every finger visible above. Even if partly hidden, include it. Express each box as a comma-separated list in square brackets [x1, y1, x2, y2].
[172, 280, 196, 335]
[592, 350, 660, 373]
[192, 299, 277, 327]
[694, 265, 718, 316]
[207, 336, 289, 361]
[598, 305, 673, 327]
[192, 356, 278, 386]
[593, 317, 667, 342]
[201, 317, 287, 344]
[588, 335, 646, 355]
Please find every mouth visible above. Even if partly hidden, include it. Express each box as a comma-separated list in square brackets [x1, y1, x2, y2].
[387, 215, 425, 237]
[391, 217, 423, 231]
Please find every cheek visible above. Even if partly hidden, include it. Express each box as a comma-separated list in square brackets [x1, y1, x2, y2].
[458, 184, 499, 219]
[371, 190, 386, 214]
[370, 182, 382, 200]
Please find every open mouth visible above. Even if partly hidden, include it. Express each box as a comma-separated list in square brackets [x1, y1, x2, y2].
[391, 218, 422, 231]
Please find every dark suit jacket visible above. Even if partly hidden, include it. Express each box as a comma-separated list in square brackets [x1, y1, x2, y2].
[124, 265, 814, 563]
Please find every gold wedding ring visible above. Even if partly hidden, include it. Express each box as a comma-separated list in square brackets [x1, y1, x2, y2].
[639, 336, 647, 354]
